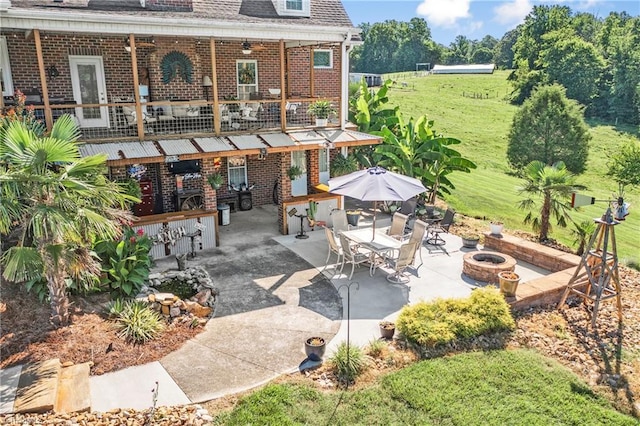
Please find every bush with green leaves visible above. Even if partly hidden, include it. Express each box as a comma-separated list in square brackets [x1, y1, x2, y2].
[366, 338, 388, 358]
[114, 300, 164, 343]
[329, 341, 369, 383]
[94, 227, 153, 298]
[397, 287, 515, 348]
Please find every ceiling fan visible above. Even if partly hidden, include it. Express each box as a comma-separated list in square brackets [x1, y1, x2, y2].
[252, 41, 268, 51]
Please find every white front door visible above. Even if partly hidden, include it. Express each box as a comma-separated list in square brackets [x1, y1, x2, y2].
[69, 56, 109, 128]
[291, 151, 308, 197]
[319, 148, 330, 184]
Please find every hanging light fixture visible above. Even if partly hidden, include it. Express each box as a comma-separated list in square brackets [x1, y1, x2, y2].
[242, 40, 252, 55]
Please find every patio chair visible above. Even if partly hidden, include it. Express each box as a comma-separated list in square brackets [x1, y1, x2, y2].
[339, 233, 370, 280]
[400, 197, 418, 230]
[386, 241, 418, 283]
[322, 226, 343, 277]
[426, 208, 456, 246]
[408, 219, 428, 268]
[388, 212, 410, 240]
[331, 209, 350, 235]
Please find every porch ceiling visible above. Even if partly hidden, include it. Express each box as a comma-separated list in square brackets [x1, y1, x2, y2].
[78, 129, 380, 166]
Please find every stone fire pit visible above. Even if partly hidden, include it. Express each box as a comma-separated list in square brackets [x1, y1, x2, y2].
[463, 251, 517, 283]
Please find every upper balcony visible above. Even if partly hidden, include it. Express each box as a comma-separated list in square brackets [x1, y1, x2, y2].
[1, 31, 345, 142]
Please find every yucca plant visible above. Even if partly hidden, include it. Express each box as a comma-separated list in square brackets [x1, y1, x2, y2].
[115, 300, 165, 343]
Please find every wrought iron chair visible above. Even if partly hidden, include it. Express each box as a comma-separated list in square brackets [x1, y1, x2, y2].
[426, 208, 456, 246]
[386, 241, 418, 283]
[339, 233, 370, 280]
[388, 212, 410, 240]
[322, 226, 343, 277]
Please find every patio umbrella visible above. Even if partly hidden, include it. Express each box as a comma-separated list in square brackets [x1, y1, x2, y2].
[328, 166, 426, 237]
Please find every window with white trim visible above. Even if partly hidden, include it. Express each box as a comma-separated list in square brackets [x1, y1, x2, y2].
[236, 60, 258, 101]
[0, 36, 14, 97]
[277, 0, 309, 16]
[227, 156, 247, 188]
[313, 49, 333, 69]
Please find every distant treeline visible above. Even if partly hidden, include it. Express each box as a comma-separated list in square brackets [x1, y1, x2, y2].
[350, 7, 640, 124]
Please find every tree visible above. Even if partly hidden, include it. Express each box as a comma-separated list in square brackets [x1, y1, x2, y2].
[376, 113, 476, 203]
[540, 30, 605, 108]
[607, 141, 640, 195]
[471, 47, 493, 64]
[507, 84, 591, 174]
[0, 116, 135, 327]
[517, 161, 582, 241]
[494, 29, 519, 69]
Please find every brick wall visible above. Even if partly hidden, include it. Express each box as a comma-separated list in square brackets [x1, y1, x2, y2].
[2, 31, 342, 110]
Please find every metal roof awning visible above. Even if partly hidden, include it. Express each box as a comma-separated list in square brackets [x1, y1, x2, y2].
[78, 129, 381, 166]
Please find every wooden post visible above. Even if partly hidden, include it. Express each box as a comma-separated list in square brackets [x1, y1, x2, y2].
[33, 29, 53, 131]
[279, 39, 286, 132]
[129, 34, 144, 141]
[309, 47, 315, 98]
[210, 38, 220, 136]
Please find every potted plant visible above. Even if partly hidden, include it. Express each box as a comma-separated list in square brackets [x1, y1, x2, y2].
[498, 271, 520, 297]
[490, 220, 504, 235]
[287, 165, 303, 180]
[207, 172, 224, 190]
[379, 321, 396, 339]
[307, 99, 336, 127]
[461, 234, 480, 249]
[304, 336, 326, 361]
[346, 209, 361, 227]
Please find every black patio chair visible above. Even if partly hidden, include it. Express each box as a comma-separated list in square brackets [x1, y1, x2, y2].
[426, 208, 456, 246]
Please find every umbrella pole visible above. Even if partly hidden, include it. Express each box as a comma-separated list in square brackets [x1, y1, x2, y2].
[372, 201, 377, 240]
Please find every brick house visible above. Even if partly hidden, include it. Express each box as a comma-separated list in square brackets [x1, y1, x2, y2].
[0, 0, 380, 255]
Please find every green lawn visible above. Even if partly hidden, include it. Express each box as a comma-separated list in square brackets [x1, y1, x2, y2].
[213, 350, 636, 425]
[383, 71, 639, 262]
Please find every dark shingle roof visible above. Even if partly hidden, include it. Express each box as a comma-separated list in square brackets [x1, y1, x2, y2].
[8, 0, 354, 27]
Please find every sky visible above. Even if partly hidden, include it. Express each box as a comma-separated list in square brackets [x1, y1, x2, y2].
[342, 0, 640, 45]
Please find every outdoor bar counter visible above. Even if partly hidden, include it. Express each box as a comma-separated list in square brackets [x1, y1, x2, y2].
[134, 210, 218, 259]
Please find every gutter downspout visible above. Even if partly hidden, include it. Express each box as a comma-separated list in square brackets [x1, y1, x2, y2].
[340, 31, 352, 130]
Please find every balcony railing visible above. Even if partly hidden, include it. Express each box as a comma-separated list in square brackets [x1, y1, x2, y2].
[19, 97, 341, 142]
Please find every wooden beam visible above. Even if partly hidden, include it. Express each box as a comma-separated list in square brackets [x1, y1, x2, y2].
[210, 38, 221, 136]
[309, 47, 315, 98]
[279, 39, 286, 132]
[129, 34, 144, 141]
[33, 29, 53, 131]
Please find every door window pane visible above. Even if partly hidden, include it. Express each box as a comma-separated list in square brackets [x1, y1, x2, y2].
[78, 64, 101, 119]
[237, 60, 258, 100]
[319, 149, 328, 173]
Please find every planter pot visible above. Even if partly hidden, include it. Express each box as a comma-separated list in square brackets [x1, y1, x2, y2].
[346, 211, 361, 227]
[304, 337, 326, 361]
[461, 237, 479, 249]
[379, 322, 396, 339]
[490, 223, 504, 235]
[498, 271, 520, 297]
[315, 118, 328, 127]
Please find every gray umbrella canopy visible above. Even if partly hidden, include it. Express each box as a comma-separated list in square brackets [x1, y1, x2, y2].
[328, 166, 427, 235]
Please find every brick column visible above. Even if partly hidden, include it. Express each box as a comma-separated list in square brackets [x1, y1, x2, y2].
[201, 157, 218, 211]
[277, 153, 292, 234]
[308, 148, 319, 192]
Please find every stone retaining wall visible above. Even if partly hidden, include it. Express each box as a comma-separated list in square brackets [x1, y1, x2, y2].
[484, 233, 580, 272]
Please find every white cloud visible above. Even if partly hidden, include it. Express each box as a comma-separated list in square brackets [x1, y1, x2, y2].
[493, 0, 533, 26]
[416, 0, 471, 27]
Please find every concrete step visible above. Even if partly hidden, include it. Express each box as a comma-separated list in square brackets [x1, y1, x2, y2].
[54, 362, 92, 414]
[13, 359, 62, 414]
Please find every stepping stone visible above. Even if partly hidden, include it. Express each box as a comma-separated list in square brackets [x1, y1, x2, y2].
[0, 365, 23, 414]
[54, 362, 92, 414]
[13, 359, 62, 413]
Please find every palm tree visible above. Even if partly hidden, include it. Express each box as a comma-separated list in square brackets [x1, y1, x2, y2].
[0, 116, 135, 327]
[570, 219, 596, 256]
[517, 160, 583, 241]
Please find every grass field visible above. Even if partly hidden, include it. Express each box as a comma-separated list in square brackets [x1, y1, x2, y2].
[214, 350, 636, 425]
[383, 71, 639, 262]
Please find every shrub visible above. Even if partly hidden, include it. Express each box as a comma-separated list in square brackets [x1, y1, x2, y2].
[105, 298, 126, 318]
[94, 227, 153, 298]
[329, 341, 369, 382]
[114, 300, 164, 343]
[396, 287, 515, 348]
[366, 338, 387, 358]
